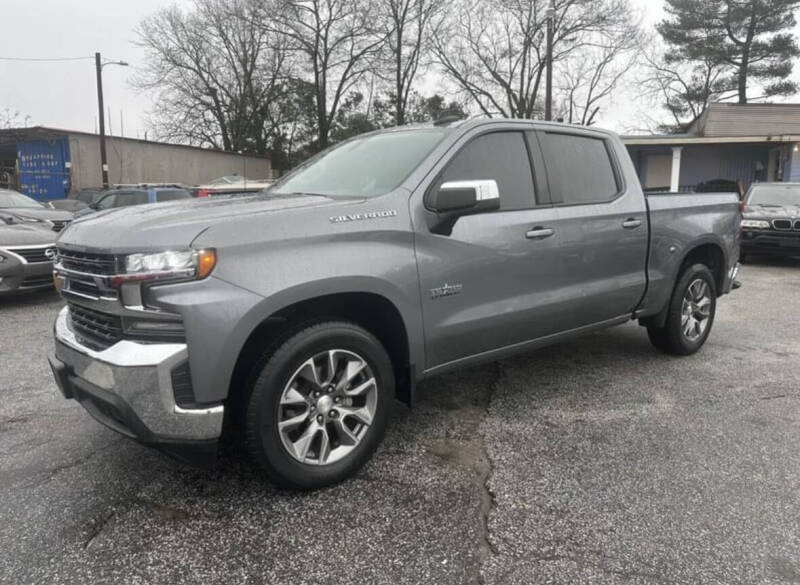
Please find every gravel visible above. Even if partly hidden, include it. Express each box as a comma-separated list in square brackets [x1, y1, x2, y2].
[1, 260, 798, 584]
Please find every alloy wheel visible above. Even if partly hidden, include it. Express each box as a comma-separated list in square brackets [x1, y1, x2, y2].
[681, 278, 712, 342]
[277, 349, 378, 466]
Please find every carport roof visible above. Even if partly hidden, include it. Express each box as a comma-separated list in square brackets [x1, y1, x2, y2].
[622, 134, 800, 146]
[623, 102, 800, 146]
[0, 126, 269, 160]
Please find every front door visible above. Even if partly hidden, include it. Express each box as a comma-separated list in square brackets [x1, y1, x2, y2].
[414, 129, 579, 370]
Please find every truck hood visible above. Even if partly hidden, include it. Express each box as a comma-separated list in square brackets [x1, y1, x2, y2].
[58, 193, 355, 252]
[0, 223, 57, 246]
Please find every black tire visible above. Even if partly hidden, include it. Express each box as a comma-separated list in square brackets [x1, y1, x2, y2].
[245, 321, 393, 490]
[646, 263, 717, 356]
[739, 252, 748, 264]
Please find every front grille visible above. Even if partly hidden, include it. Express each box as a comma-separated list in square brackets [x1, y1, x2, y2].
[772, 219, 792, 230]
[68, 302, 123, 351]
[794, 220, 800, 231]
[51, 220, 71, 233]
[67, 278, 108, 298]
[9, 247, 53, 263]
[21, 275, 53, 289]
[58, 248, 118, 275]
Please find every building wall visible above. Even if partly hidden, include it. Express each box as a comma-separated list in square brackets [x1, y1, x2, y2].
[68, 133, 271, 192]
[627, 143, 773, 192]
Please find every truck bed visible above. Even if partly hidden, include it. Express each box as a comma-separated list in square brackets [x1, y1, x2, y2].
[638, 191, 741, 317]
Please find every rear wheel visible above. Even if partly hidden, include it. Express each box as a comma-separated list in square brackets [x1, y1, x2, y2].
[647, 263, 717, 356]
[245, 321, 393, 490]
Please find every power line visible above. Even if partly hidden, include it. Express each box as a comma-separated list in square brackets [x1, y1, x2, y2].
[0, 56, 94, 62]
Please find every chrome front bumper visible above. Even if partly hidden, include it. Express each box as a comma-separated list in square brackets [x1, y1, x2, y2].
[51, 306, 224, 443]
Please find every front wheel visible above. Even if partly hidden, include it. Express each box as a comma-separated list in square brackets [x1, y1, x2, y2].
[245, 322, 393, 490]
[647, 263, 717, 356]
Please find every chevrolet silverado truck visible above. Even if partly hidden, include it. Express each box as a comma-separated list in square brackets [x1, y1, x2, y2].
[48, 120, 740, 489]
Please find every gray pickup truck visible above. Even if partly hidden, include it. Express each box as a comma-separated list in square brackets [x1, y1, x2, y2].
[48, 120, 740, 489]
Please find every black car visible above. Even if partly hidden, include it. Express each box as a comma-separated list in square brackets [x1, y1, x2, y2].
[740, 182, 800, 261]
[0, 189, 74, 233]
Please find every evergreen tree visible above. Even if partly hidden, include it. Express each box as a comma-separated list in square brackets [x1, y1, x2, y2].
[658, 0, 800, 104]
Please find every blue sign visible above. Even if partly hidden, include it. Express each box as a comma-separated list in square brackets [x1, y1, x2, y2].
[17, 138, 70, 200]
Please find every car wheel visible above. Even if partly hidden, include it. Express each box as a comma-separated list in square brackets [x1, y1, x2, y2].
[245, 321, 393, 490]
[739, 252, 748, 264]
[647, 263, 717, 356]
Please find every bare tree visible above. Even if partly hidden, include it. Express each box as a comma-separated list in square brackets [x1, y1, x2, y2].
[270, 0, 387, 150]
[136, 0, 290, 153]
[0, 108, 29, 129]
[558, 17, 644, 126]
[379, 0, 445, 125]
[434, 0, 641, 120]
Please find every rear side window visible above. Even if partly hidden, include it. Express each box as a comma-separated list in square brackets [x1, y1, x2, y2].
[156, 189, 191, 202]
[113, 191, 149, 207]
[540, 133, 619, 205]
[439, 131, 536, 210]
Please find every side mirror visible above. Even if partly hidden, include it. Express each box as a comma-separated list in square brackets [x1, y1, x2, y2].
[429, 180, 500, 214]
[427, 180, 501, 235]
[89, 202, 98, 210]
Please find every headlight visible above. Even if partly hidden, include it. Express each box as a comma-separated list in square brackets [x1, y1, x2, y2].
[741, 219, 770, 229]
[112, 249, 216, 286]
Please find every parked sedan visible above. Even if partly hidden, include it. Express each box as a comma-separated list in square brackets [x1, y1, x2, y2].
[74, 186, 193, 218]
[0, 189, 74, 232]
[740, 183, 800, 261]
[0, 213, 57, 294]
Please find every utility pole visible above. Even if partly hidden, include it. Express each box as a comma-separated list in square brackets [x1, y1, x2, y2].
[545, 1, 555, 122]
[95, 52, 109, 188]
[94, 53, 128, 189]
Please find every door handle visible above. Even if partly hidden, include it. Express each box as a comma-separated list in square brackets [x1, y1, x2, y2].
[526, 227, 555, 240]
[622, 218, 642, 229]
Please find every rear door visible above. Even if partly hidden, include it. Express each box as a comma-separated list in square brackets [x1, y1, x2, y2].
[536, 129, 648, 328]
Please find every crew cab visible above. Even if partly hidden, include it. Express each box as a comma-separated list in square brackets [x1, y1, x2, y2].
[48, 120, 741, 489]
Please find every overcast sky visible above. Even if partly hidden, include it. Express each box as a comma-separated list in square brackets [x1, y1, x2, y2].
[0, 0, 697, 138]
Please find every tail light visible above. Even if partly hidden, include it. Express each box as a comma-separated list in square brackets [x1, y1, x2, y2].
[740, 201, 747, 214]
[197, 189, 210, 198]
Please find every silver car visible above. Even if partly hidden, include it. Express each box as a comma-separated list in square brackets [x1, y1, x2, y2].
[0, 213, 57, 294]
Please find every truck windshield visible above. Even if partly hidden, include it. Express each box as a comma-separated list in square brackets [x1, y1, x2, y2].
[747, 184, 800, 206]
[271, 129, 449, 198]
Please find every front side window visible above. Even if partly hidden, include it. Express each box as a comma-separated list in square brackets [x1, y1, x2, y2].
[438, 131, 537, 210]
[271, 129, 449, 198]
[96, 194, 117, 210]
[114, 191, 149, 207]
[540, 133, 620, 205]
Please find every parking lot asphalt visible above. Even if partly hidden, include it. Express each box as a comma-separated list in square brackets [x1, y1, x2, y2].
[1, 261, 799, 585]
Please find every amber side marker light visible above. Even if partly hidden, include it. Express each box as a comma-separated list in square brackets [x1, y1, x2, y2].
[197, 249, 217, 279]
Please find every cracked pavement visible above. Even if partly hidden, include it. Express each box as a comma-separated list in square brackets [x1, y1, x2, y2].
[2, 260, 800, 584]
